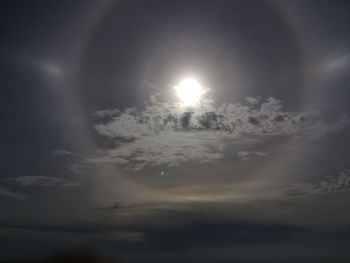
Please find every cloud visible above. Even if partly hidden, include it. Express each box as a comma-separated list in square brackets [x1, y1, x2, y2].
[282, 169, 350, 198]
[245, 96, 259, 105]
[67, 163, 87, 174]
[8, 176, 79, 187]
[0, 185, 26, 200]
[137, 221, 306, 253]
[87, 131, 224, 171]
[52, 149, 77, 157]
[237, 151, 269, 161]
[89, 97, 348, 171]
[0, 216, 306, 252]
[325, 53, 350, 73]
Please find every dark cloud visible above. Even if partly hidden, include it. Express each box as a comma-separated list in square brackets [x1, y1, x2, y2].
[0, 216, 308, 254]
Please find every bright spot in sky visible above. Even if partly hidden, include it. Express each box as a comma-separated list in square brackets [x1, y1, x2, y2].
[174, 78, 205, 106]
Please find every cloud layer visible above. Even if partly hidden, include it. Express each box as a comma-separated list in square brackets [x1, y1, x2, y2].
[89, 97, 348, 170]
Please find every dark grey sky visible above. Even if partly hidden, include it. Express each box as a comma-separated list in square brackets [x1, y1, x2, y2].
[1, 1, 350, 262]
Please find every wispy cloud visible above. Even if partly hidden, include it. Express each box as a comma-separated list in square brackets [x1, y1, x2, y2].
[281, 169, 350, 198]
[52, 149, 77, 157]
[0, 185, 26, 200]
[89, 97, 348, 171]
[7, 176, 79, 187]
[237, 151, 269, 161]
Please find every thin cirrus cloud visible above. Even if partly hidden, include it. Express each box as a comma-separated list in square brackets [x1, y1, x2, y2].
[52, 149, 77, 157]
[0, 185, 26, 200]
[88, 97, 349, 171]
[281, 169, 350, 198]
[0, 177, 78, 199]
[237, 151, 269, 161]
[7, 176, 79, 188]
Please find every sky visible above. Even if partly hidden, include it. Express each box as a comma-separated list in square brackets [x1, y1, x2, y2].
[1, 0, 350, 262]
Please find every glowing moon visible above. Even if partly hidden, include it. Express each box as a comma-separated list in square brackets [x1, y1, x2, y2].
[174, 78, 205, 106]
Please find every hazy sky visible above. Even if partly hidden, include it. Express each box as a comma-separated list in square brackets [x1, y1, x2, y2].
[1, 1, 350, 262]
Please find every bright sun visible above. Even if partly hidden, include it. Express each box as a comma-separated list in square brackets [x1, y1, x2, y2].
[174, 78, 205, 106]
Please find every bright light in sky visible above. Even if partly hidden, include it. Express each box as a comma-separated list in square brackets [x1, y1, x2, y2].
[174, 78, 205, 106]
